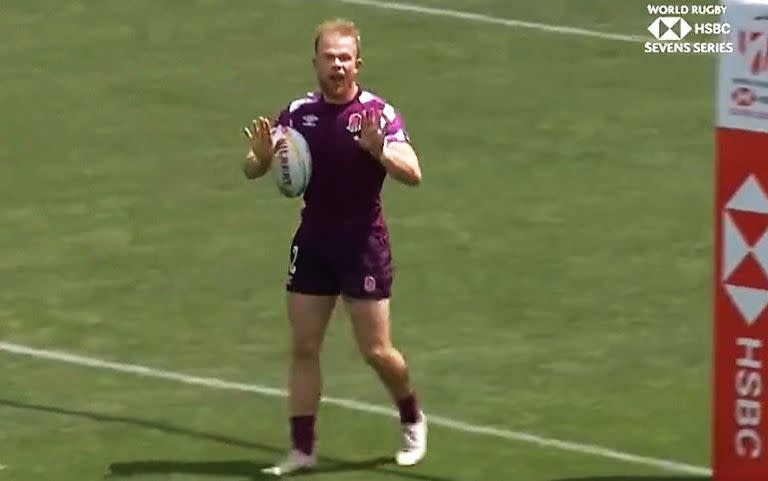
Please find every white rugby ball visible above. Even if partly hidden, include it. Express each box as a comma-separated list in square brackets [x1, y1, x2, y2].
[271, 126, 312, 198]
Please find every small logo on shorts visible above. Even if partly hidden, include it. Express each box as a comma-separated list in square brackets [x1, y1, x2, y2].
[364, 276, 376, 293]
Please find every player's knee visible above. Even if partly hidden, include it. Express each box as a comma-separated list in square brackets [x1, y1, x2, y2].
[292, 338, 322, 361]
[362, 345, 393, 368]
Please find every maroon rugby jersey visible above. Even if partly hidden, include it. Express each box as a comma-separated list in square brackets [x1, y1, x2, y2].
[274, 87, 410, 231]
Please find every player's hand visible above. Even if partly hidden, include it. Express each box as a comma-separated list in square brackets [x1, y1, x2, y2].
[243, 117, 278, 162]
[357, 108, 386, 159]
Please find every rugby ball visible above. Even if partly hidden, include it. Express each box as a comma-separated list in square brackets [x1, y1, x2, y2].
[271, 126, 312, 198]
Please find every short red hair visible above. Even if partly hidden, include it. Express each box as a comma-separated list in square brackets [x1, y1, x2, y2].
[314, 19, 361, 58]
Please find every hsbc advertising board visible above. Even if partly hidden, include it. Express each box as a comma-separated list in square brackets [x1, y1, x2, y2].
[716, 2, 768, 480]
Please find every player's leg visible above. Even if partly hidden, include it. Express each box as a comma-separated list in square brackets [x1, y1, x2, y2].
[338, 228, 426, 466]
[262, 293, 335, 476]
[287, 292, 336, 452]
[340, 229, 415, 404]
[344, 297, 413, 400]
[262, 230, 339, 477]
[343, 297, 427, 466]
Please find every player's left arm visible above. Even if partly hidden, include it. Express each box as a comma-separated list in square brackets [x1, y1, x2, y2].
[358, 108, 422, 186]
[378, 141, 422, 187]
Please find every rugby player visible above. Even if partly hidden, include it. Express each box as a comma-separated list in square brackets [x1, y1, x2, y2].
[242, 19, 426, 476]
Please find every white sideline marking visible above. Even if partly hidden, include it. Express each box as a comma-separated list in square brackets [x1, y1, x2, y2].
[333, 0, 647, 43]
[0, 341, 711, 476]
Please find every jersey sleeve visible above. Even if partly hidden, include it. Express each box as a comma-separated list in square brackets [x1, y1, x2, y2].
[274, 107, 292, 128]
[274, 93, 318, 129]
[381, 104, 411, 145]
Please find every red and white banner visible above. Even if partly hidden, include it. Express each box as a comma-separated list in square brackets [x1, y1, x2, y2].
[715, 2, 768, 480]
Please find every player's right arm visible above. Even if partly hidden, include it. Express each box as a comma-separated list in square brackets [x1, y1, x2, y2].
[242, 117, 285, 179]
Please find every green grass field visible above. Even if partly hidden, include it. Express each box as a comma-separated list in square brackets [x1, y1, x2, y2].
[1, 1, 715, 479]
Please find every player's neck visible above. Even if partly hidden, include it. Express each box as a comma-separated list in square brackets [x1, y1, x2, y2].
[323, 84, 359, 105]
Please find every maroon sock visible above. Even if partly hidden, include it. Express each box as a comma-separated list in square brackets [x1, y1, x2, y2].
[290, 415, 316, 456]
[397, 392, 420, 424]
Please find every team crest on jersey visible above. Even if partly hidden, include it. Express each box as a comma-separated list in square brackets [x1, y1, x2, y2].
[346, 113, 363, 135]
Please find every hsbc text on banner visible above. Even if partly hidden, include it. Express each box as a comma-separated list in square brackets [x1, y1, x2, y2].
[716, 2, 768, 480]
[716, 130, 768, 480]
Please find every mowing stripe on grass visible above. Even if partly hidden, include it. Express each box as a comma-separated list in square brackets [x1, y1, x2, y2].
[1, 341, 710, 476]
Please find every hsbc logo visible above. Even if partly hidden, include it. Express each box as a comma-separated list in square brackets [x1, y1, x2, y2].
[723, 175, 768, 325]
[723, 174, 768, 461]
[648, 17, 692, 40]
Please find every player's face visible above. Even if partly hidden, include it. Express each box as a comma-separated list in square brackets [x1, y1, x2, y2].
[313, 32, 361, 103]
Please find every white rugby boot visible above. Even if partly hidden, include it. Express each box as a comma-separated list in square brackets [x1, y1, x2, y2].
[395, 411, 427, 466]
[260, 449, 317, 476]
